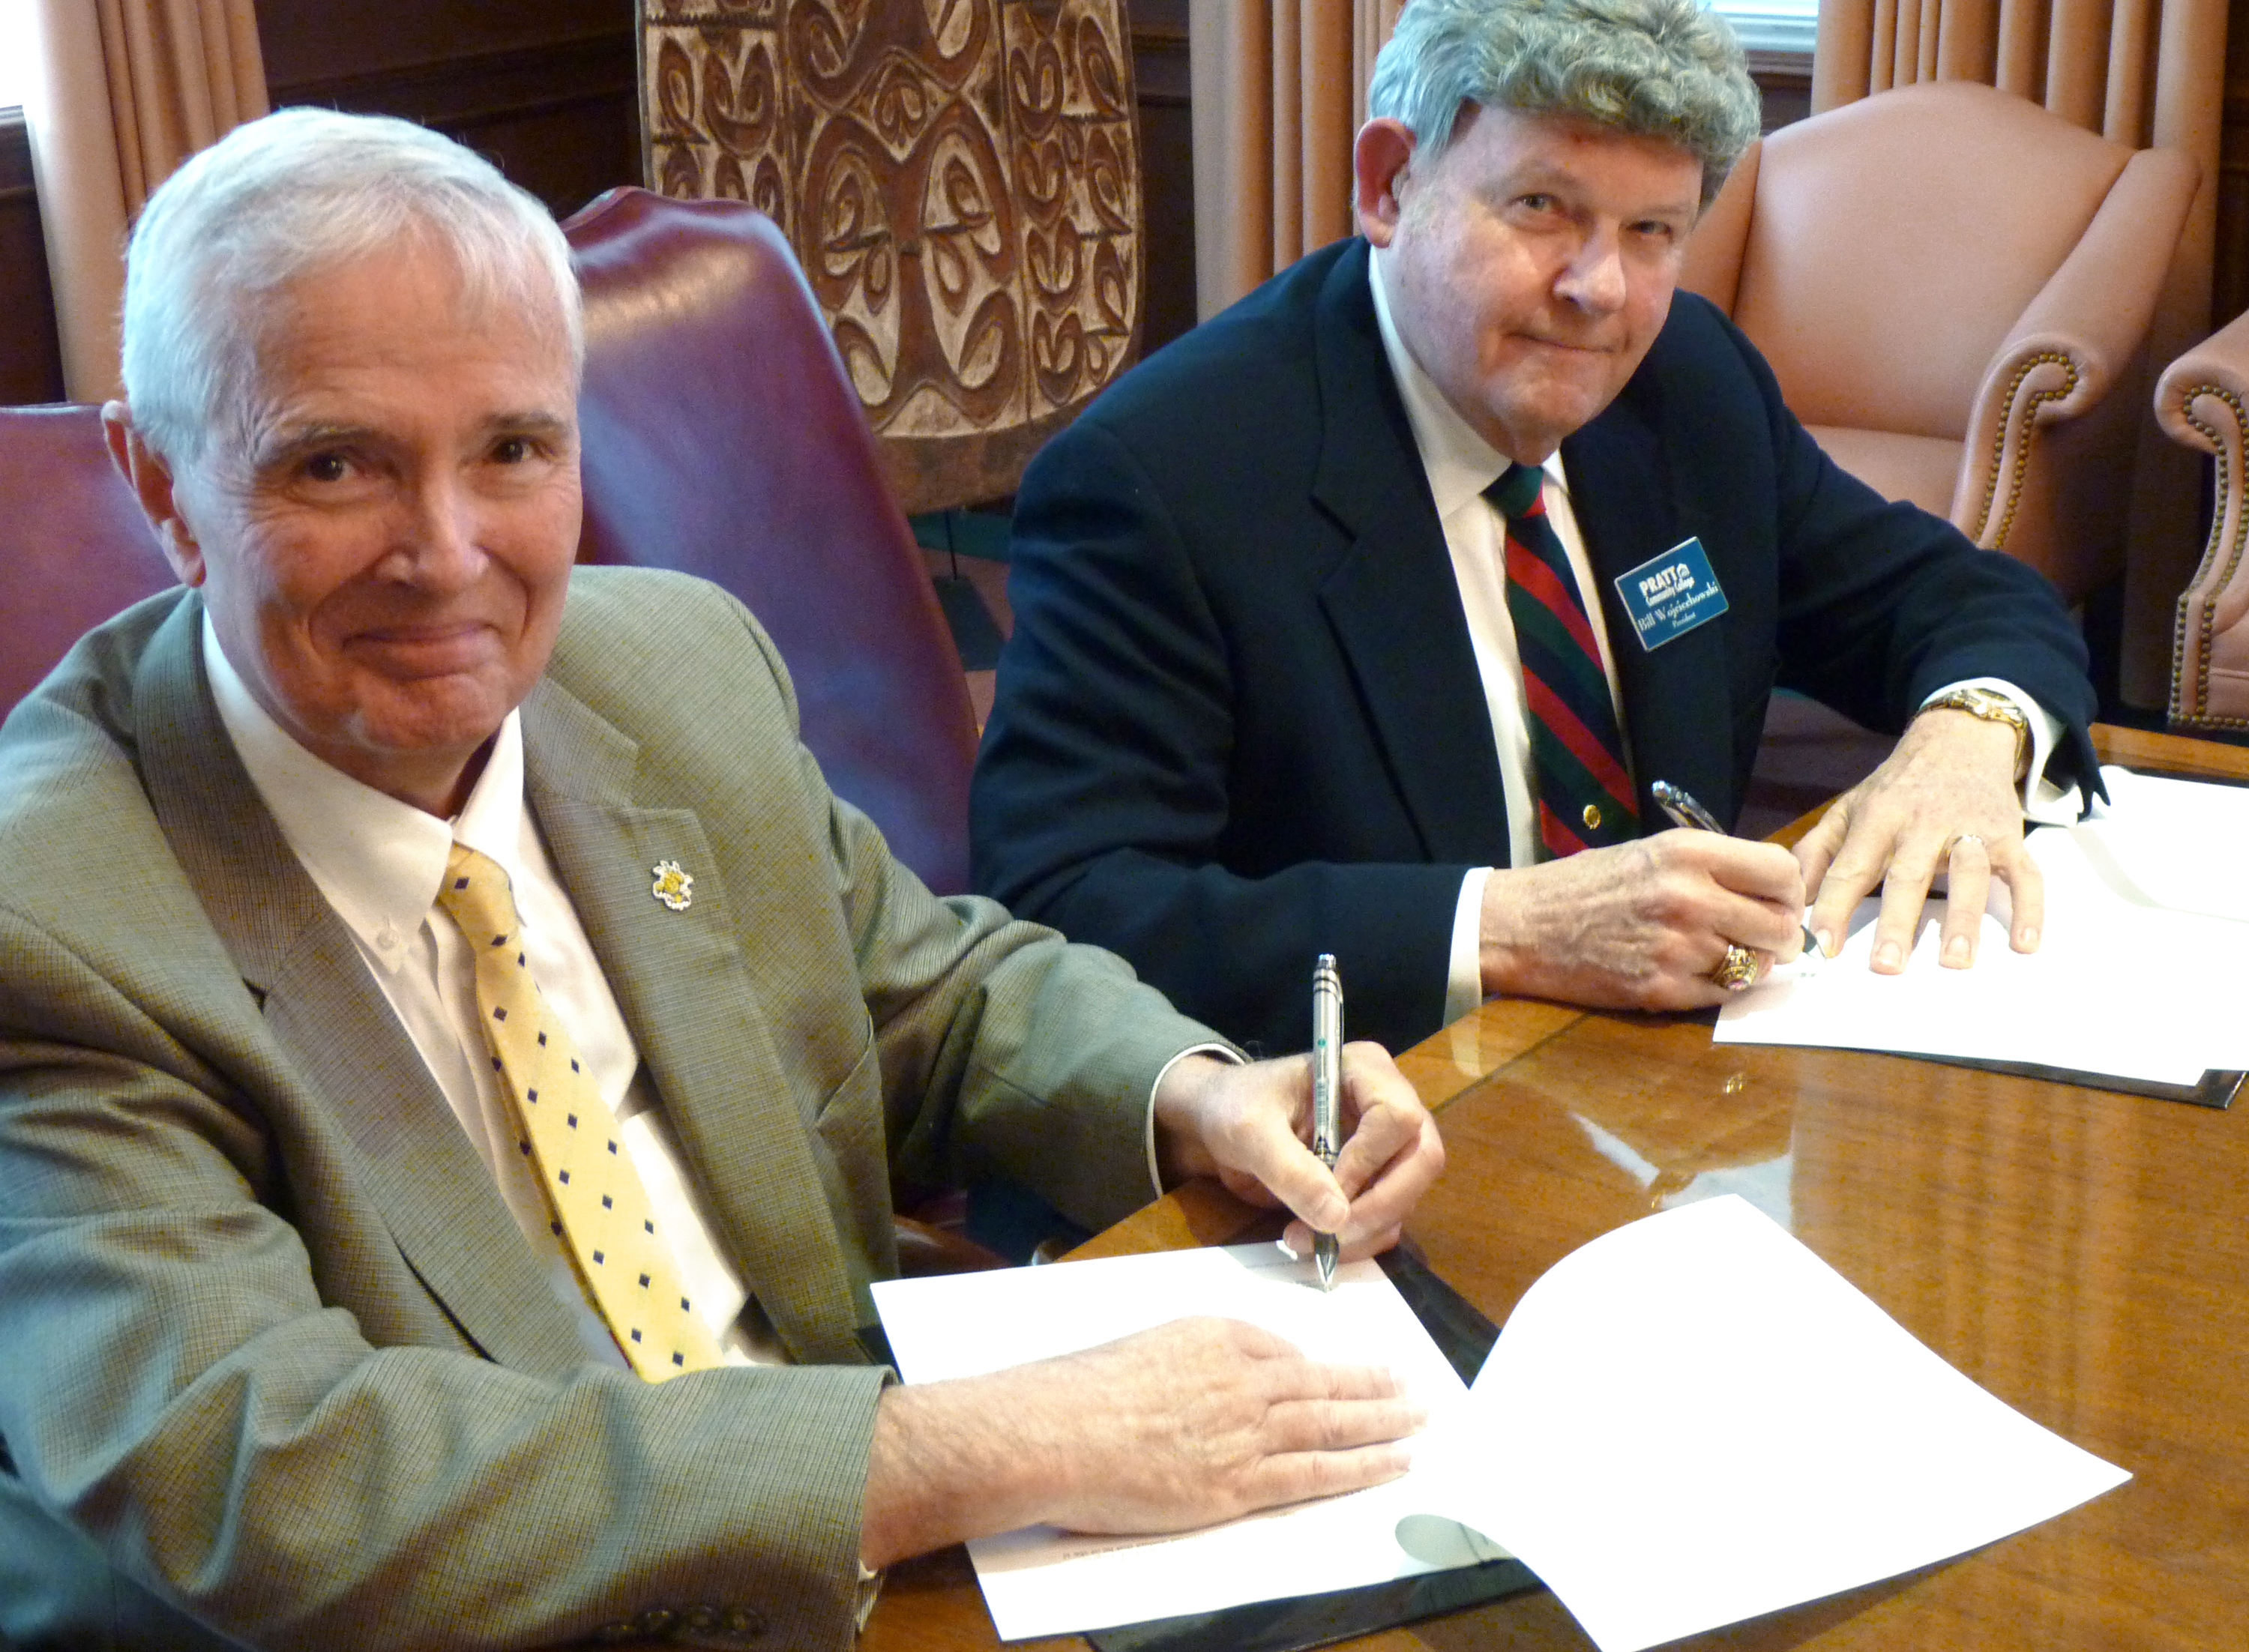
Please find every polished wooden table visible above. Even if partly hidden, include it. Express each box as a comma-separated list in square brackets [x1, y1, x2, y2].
[865, 725, 2249, 1652]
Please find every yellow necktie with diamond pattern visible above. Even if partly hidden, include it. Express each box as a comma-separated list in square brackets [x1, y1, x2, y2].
[436, 842, 725, 1381]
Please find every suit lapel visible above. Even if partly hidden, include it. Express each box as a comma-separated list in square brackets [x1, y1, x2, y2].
[133, 599, 590, 1378]
[1308, 241, 1511, 865]
[520, 683, 866, 1366]
[1565, 379, 1743, 823]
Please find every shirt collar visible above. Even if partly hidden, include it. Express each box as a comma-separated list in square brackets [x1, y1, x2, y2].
[202, 614, 531, 961]
[1368, 241, 1571, 522]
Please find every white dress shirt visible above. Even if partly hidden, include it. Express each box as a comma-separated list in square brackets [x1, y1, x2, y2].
[1364, 247, 2074, 1022]
[203, 618, 788, 1368]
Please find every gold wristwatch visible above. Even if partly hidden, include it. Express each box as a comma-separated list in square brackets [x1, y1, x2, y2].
[1921, 686, 2031, 780]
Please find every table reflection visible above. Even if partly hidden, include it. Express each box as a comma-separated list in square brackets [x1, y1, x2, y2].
[1397, 1002, 2249, 1651]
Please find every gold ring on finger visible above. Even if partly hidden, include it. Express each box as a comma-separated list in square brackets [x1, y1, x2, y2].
[1709, 943, 1760, 992]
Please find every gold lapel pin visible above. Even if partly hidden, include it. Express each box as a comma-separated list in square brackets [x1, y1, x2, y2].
[651, 860, 693, 911]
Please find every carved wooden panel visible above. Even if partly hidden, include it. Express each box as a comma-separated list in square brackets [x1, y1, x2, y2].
[639, 0, 1142, 510]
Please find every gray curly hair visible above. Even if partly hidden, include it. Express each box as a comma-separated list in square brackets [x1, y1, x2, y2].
[1367, 0, 1761, 206]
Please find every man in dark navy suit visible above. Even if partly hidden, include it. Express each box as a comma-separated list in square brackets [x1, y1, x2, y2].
[972, 0, 2099, 1056]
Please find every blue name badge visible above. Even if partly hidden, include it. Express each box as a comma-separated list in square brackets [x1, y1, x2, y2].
[1613, 537, 1729, 651]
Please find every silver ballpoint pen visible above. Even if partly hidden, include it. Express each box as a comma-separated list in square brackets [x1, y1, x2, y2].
[1311, 953, 1343, 1291]
[1651, 778, 1821, 959]
[1650, 777, 1727, 836]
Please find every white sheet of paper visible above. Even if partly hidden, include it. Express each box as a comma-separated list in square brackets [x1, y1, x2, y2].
[870, 1245, 1480, 1640]
[876, 1205, 2128, 1649]
[2074, 768, 2249, 923]
[1715, 769, 2249, 1084]
[1405, 1196, 2130, 1652]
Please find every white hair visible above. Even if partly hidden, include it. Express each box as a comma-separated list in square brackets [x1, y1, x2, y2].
[120, 107, 582, 463]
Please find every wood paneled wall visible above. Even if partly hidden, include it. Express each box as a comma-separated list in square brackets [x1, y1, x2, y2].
[260, 0, 639, 221]
[1750, 53, 1814, 132]
[1131, 0, 1194, 356]
[4, 1, 2249, 410]
[0, 115, 64, 406]
[0, 0, 1199, 406]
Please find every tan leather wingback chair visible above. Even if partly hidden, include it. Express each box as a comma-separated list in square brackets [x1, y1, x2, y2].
[2155, 320, 2249, 732]
[1681, 81, 2197, 603]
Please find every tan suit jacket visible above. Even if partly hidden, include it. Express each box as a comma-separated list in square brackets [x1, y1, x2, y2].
[0, 568, 1211, 1651]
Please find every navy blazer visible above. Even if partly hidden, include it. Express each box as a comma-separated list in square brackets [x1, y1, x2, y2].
[972, 237, 2096, 1056]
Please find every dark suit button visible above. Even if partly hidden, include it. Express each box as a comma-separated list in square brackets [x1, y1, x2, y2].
[722, 1606, 765, 1636]
[636, 1607, 675, 1634]
[680, 1605, 716, 1630]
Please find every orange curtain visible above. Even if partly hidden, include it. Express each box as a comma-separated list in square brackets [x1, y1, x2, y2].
[23, 0, 269, 403]
[1189, 0, 1404, 322]
[1811, 0, 2226, 706]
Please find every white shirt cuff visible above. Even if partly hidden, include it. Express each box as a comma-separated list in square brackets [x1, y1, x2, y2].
[1145, 1043, 1244, 1196]
[1922, 677, 2080, 824]
[1445, 868, 1491, 1026]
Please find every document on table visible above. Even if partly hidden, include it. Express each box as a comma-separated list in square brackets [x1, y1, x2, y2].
[1401, 1197, 2128, 1652]
[1715, 768, 2249, 1086]
[870, 1243, 1481, 1639]
[871, 1197, 2128, 1651]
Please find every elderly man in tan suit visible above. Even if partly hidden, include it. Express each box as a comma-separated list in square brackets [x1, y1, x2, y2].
[0, 110, 1444, 1651]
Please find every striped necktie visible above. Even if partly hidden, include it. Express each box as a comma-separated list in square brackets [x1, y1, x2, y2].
[1487, 462, 1638, 860]
[436, 842, 726, 1381]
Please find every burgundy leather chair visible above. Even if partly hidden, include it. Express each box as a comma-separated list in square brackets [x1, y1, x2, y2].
[563, 187, 980, 896]
[562, 187, 996, 1267]
[0, 403, 176, 721]
[2, 190, 980, 901]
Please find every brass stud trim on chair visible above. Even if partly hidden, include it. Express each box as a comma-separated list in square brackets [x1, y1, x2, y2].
[2170, 384, 2249, 730]
[1975, 350, 2078, 551]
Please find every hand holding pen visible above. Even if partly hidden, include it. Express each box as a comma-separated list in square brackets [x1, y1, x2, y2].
[1144, 1029, 1442, 1279]
[1652, 778, 1819, 989]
